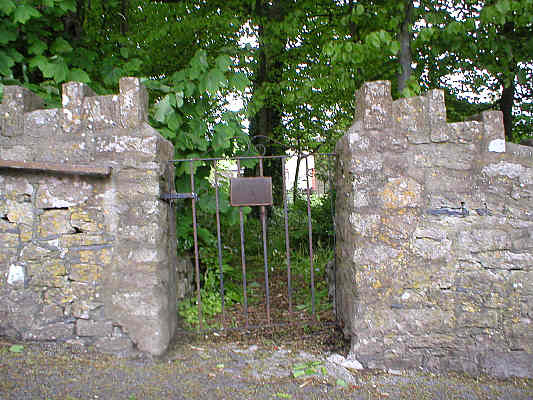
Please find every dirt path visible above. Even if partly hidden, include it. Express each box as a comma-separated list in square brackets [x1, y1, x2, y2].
[1, 333, 532, 400]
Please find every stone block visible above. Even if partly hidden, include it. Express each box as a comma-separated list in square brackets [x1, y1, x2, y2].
[70, 264, 101, 283]
[60, 233, 108, 248]
[381, 177, 423, 209]
[7, 264, 26, 287]
[70, 208, 104, 232]
[5, 200, 33, 226]
[354, 81, 392, 130]
[94, 336, 135, 355]
[36, 177, 94, 208]
[0, 85, 44, 137]
[24, 109, 60, 137]
[0, 232, 19, 249]
[27, 260, 67, 288]
[61, 81, 95, 134]
[480, 111, 506, 153]
[457, 308, 499, 328]
[45, 287, 74, 305]
[83, 95, 120, 131]
[448, 121, 481, 144]
[20, 243, 60, 261]
[76, 319, 113, 337]
[480, 351, 533, 378]
[393, 95, 429, 144]
[39, 209, 74, 238]
[40, 305, 64, 324]
[72, 246, 113, 265]
[25, 322, 74, 341]
[119, 77, 148, 129]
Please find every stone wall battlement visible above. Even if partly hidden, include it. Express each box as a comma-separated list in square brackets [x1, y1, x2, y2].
[0, 78, 191, 356]
[335, 81, 533, 378]
[0, 77, 147, 139]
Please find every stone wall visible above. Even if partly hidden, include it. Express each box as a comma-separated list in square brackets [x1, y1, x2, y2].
[0, 78, 187, 356]
[335, 81, 533, 378]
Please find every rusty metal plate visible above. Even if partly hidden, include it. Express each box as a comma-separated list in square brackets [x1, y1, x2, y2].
[230, 177, 273, 206]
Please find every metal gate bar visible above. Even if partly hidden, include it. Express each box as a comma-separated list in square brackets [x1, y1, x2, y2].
[189, 161, 202, 331]
[169, 153, 336, 331]
[258, 158, 271, 325]
[213, 161, 226, 324]
[304, 156, 316, 319]
[281, 157, 293, 316]
[236, 159, 249, 328]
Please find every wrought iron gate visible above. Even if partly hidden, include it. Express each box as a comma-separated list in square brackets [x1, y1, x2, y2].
[163, 152, 337, 332]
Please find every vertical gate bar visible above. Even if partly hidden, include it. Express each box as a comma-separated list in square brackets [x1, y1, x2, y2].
[189, 161, 203, 331]
[281, 157, 292, 317]
[237, 159, 249, 328]
[328, 155, 338, 320]
[259, 158, 271, 325]
[305, 156, 316, 319]
[213, 161, 225, 325]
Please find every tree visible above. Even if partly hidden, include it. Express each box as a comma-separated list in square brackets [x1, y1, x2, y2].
[414, 0, 533, 141]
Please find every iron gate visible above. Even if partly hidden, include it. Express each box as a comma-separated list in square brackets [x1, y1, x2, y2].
[164, 152, 337, 332]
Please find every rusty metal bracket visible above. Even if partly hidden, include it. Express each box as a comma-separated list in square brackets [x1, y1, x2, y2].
[160, 192, 198, 201]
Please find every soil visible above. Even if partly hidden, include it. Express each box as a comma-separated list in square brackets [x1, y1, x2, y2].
[1, 325, 532, 400]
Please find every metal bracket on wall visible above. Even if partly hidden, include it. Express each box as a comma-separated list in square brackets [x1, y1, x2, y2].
[160, 192, 198, 202]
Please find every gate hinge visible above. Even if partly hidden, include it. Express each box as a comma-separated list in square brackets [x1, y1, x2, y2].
[161, 192, 198, 201]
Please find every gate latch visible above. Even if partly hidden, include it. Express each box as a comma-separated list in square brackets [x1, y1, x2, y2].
[161, 192, 198, 201]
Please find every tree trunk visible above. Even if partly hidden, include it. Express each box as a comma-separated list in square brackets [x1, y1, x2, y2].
[500, 77, 515, 140]
[398, 0, 414, 94]
[248, 0, 288, 205]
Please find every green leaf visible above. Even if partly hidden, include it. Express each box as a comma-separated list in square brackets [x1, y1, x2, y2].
[175, 91, 184, 108]
[0, 0, 16, 15]
[215, 54, 232, 71]
[0, 52, 15, 76]
[154, 94, 176, 123]
[50, 38, 73, 54]
[57, 0, 76, 12]
[120, 47, 129, 58]
[0, 26, 17, 45]
[389, 40, 400, 55]
[167, 112, 182, 130]
[190, 50, 209, 72]
[355, 4, 364, 15]
[9, 345, 24, 353]
[495, 0, 511, 15]
[213, 124, 233, 151]
[42, 0, 55, 7]
[13, 5, 41, 24]
[229, 72, 249, 92]
[28, 39, 47, 55]
[205, 68, 227, 95]
[67, 68, 90, 83]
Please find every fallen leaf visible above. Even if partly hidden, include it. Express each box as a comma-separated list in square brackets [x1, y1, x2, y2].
[9, 345, 24, 353]
[336, 379, 347, 388]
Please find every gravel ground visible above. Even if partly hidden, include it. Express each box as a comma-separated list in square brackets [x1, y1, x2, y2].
[1, 334, 532, 400]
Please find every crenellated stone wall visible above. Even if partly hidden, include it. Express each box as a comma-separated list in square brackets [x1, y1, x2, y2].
[0, 78, 191, 356]
[335, 81, 533, 378]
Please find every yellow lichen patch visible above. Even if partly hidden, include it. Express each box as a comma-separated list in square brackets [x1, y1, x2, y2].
[79, 248, 112, 265]
[39, 209, 73, 237]
[70, 208, 101, 232]
[19, 224, 32, 242]
[381, 177, 422, 209]
[70, 264, 101, 283]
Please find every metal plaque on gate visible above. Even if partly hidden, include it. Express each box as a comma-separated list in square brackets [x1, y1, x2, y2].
[230, 177, 273, 206]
